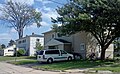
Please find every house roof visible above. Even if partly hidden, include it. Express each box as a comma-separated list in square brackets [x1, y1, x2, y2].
[16, 33, 44, 41]
[55, 38, 71, 43]
[45, 38, 71, 46]
[28, 34, 44, 37]
[42, 30, 54, 34]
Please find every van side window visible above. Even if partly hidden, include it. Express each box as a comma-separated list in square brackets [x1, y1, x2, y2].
[38, 51, 44, 55]
[45, 50, 59, 54]
[61, 50, 67, 54]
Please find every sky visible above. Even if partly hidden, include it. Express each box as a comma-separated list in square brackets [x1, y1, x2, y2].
[0, 0, 67, 46]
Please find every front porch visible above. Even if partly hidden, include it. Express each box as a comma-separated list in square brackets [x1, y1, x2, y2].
[44, 38, 72, 52]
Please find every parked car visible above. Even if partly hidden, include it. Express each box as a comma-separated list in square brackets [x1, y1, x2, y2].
[70, 52, 82, 60]
[37, 49, 73, 63]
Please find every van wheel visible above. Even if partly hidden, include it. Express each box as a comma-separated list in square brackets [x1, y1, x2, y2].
[68, 57, 72, 61]
[47, 58, 53, 64]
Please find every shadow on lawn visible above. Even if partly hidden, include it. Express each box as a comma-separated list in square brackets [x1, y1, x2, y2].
[33, 60, 115, 71]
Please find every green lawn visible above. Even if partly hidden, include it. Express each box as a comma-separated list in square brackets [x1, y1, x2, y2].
[93, 63, 120, 72]
[33, 60, 114, 71]
[0, 56, 36, 61]
[2, 56, 120, 72]
[10, 59, 37, 65]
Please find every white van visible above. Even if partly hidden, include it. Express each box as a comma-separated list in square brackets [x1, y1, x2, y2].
[37, 49, 73, 63]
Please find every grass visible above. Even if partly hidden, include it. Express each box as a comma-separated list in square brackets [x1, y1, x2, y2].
[10, 59, 37, 65]
[33, 60, 114, 71]
[0, 56, 36, 62]
[93, 62, 120, 72]
[2, 56, 120, 72]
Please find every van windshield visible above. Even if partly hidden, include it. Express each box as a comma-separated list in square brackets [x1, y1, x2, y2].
[38, 51, 44, 55]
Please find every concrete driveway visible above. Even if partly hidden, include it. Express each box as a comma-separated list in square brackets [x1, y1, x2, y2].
[0, 62, 61, 74]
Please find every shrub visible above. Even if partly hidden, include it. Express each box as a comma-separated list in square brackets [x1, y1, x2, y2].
[14, 49, 26, 57]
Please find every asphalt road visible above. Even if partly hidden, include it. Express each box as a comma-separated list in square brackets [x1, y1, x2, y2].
[0, 62, 84, 74]
[0, 62, 61, 74]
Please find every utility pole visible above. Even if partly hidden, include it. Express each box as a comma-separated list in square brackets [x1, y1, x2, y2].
[14, 48, 17, 62]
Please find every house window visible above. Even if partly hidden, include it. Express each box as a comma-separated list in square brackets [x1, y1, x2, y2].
[18, 41, 21, 44]
[80, 43, 85, 50]
[22, 40, 26, 43]
[98, 44, 101, 53]
[48, 45, 58, 49]
[8, 50, 14, 52]
[49, 46, 56, 49]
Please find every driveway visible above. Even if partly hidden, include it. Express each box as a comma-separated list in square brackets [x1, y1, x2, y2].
[0, 62, 84, 74]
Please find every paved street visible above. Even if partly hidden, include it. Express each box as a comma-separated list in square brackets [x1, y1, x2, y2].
[0, 62, 60, 74]
[0, 62, 84, 74]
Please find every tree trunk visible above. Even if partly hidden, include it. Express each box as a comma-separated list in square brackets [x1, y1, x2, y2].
[100, 48, 106, 60]
[18, 28, 23, 39]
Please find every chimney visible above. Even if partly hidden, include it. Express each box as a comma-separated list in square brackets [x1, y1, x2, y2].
[32, 33, 34, 35]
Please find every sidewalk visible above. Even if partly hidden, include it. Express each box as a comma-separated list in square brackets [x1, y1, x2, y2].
[65, 68, 113, 74]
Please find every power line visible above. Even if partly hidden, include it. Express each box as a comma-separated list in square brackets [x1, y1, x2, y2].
[47, 0, 65, 5]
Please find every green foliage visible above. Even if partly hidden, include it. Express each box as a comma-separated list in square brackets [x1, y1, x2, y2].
[0, 56, 29, 61]
[52, 0, 120, 60]
[35, 42, 43, 51]
[18, 49, 26, 55]
[15, 49, 26, 57]
[10, 60, 37, 65]
[8, 40, 15, 46]
[33, 60, 114, 71]
[0, 44, 6, 50]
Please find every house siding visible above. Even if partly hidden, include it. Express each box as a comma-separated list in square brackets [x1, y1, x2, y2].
[3, 45, 16, 56]
[44, 30, 114, 59]
[16, 34, 44, 56]
[29, 37, 44, 56]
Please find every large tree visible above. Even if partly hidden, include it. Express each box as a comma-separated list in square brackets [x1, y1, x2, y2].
[52, 0, 120, 60]
[0, 1, 42, 39]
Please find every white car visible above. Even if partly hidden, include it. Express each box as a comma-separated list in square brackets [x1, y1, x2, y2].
[37, 49, 73, 63]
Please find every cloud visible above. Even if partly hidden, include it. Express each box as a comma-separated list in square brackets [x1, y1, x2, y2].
[0, 33, 11, 40]
[27, 23, 38, 29]
[35, 6, 59, 27]
[58, 23, 62, 26]
[6, 0, 34, 5]
[10, 28, 17, 33]
[41, 21, 49, 26]
[26, 21, 49, 29]
[40, 6, 59, 21]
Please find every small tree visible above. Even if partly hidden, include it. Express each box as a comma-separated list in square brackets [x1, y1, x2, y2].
[8, 40, 15, 46]
[1, 44, 6, 49]
[16, 49, 26, 56]
[35, 42, 43, 51]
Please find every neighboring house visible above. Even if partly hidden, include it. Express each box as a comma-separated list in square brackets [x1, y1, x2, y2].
[16, 33, 44, 56]
[3, 45, 16, 56]
[43, 30, 114, 59]
[114, 38, 120, 57]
